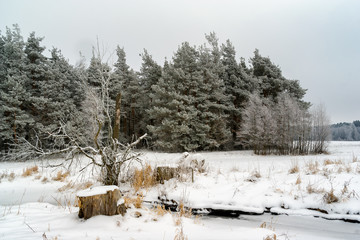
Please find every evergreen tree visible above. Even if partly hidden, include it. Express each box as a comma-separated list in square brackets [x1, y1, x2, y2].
[250, 49, 307, 106]
[0, 25, 33, 149]
[112, 46, 143, 141]
[197, 33, 231, 149]
[221, 39, 256, 146]
[138, 49, 162, 137]
[23, 31, 53, 145]
[47, 48, 85, 147]
[149, 38, 232, 151]
[147, 59, 190, 152]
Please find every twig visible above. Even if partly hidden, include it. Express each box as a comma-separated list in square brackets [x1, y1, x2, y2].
[24, 221, 36, 233]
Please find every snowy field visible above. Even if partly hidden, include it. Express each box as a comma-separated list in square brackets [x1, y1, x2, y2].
[1, 141, 360, 240]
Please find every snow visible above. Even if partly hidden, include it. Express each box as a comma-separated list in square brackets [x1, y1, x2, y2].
[1, 141, 360, 239]
[77, 185, 119, 197]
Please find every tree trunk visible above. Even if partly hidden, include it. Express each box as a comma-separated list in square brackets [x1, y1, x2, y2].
[112, 93, 121, 141]
[77, 186, 124, 220]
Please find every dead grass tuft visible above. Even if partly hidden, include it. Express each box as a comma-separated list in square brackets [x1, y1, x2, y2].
[22, 166, 38, 177]
[52, 170, 70, 181]
[133, 164, 156, 192]
[345, 165, 352, 173]
[289, 161, 299, 174]
[8, 172, 15, 182]
[306, 161, 319, 175]
[324, 159, 343, 166]
[230, 165, 240, 172]
[341, 181, 350, 195]
[246, 170, 262, 182]
[57, 181, 93, 192]
[174, 223, 188, 240]
[263, 234, 277, 240]
[352, 155, 358, 163]
[124, 194, 143, 209]
[295, 175, 301, 185]
[1, 172, 16, 182]
[41, 176, 49, 183]
[178, 201, 192, 218]
[259, 217, 276, 231]
[323, 188, 339, 204]
[154, 204, 169, 217]
[306, 183, 324, 194]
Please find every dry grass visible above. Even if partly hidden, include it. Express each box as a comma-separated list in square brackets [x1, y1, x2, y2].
[295, 175, 301, 185]
[306, 183, 324, 194]
[352, 155, 358, 163]
[306, 161, 319, 175]
[8, 172, 15, 182]
[289, 161, 299, 174]
[259, 217, 276, 231]
[52, 170, 70, 181]
[246, 170, 261, 182]
[124, 194, 143, 209]
[174, 223, 188, 240]
[323, 188, 339, 204]
[22, 166, 38, 177]
[341, 181, 350, 195]
[178, 201, 192, 218]
[133, 164, 156, 193]
[153, 204, 169, 217]
[323, 159, 343, 166]
[1, 172, 16, 182]
[41, 176, 49, 183]
[264, 234, 277, 240]
[57, 181, 93, 192]
[230, 165, 240, 172]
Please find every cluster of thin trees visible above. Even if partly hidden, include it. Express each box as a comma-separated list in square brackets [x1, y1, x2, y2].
[240, 93, 330, 155]
[331, 121, 360, 141]
[0, 24, 330, 158]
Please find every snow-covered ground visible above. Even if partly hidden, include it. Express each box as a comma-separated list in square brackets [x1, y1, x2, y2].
[1, 142, 359, 239]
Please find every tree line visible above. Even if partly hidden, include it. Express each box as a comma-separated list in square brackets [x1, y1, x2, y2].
[0, 25, 329, 157]
[331, 121, 360, 141]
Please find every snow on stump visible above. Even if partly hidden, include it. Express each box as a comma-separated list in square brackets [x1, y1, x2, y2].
[77, 185, 125, 219]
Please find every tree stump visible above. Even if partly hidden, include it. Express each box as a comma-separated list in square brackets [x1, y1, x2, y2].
[77, 185, 125, 219]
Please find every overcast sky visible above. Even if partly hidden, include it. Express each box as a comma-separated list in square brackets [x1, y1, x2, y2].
[1, 0, 359, 123]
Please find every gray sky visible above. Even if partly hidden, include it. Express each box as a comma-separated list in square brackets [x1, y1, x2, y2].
[1, 0, 359, 123]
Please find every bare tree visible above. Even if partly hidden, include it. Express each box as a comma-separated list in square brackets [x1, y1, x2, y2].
[3, 43, 146, 186]
[310, 103, 330, 154]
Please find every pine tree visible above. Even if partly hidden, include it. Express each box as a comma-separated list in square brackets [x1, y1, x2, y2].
[0, 25, 33, 149]
[47, 48, 84, 147]
[138, 49, 162, 137]
[147, 59, 189, 152]
[23, 31, 53, 145]
[221, 39, 256, 146]
[250, 49, 307, 106]
[197, 33, 231, 149]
